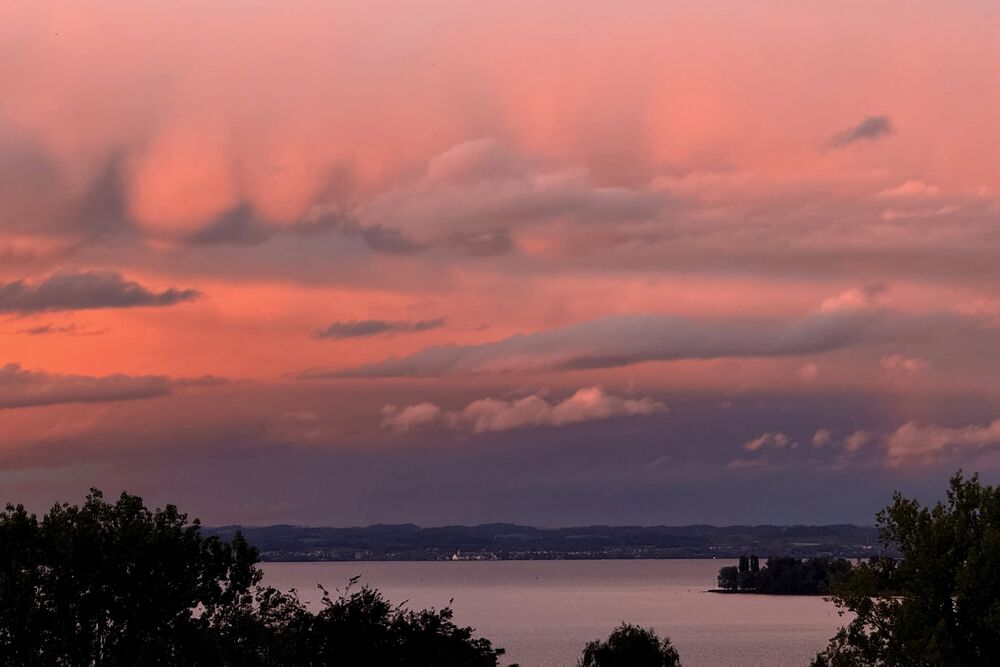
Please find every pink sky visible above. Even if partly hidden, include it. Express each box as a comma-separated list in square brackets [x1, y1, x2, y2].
[2, 1, 1000, 524]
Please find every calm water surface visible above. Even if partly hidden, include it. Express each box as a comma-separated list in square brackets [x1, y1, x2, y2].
[262, 560, 846, 666]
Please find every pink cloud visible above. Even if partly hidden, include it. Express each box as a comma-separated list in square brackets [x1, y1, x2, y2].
[880, 354, 929, 373]
[886, 420, 1000, 467]
[381, 387, 666, 434]
[743, 432, 792, 452]
[380, 403, 442, 433]
[811, 429, 833, 447]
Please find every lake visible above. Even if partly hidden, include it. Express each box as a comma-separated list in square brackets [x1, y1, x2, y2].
[262, 559, 846, 666]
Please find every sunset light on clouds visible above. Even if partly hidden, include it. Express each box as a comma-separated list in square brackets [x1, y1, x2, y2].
[3, 0, 1000, 525]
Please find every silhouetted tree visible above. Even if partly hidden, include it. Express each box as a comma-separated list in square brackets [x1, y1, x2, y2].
[0, 489, 259, 665]
[0, 489, 504, 666]
[716, 556, 852, 594]
[252, 580, 502, 666]
[717, 565, 740, 591]
[811, 472, 1000, 666]
[579, 623, 681, 667]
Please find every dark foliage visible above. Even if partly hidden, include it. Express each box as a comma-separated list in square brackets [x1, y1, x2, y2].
[812, 472, 1000, 666]
[578, 623, 681, 667]
[0, 489, 503, 666]
[717, 556, 853, 595]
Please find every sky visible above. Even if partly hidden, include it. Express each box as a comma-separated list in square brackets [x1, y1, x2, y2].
[2, 0, 1000, 526]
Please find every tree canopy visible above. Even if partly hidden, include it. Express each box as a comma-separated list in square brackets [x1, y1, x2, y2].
[578, 623, 681, 667]
[0, 489, 503, 666]
[812, 472, 1000, 666]
[718, 556, 853, 595]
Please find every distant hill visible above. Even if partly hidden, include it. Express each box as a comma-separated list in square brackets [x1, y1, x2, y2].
[205, 523, 883, 561]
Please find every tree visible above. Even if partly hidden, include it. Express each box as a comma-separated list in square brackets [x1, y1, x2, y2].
[717, 565, 740, 591]
[0, 489, 504, 666]
[253, 580, 503, 666]
[717, 556, 852, 594]
[578, 623, 681, 667]
[0, 489, 259, 665]
[812, 472, 1000, 666]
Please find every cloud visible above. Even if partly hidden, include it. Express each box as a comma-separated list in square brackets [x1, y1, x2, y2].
[743, 432, 792, 452]
[317, 295, 969, 378]
[456, 386, 666, 433]
[798, 363, 819, 381]
[886, 419, 1000, 466]
[360, 139, 664, 250]
[0, 271, 199, 314]
[842, 430, 873, 453]
[184, 203, 275, 246]
[727, 455, 774, 470]
[358, 226, 429, 255]
[171, 375, 231, 389]
[880, 354, 929, 373]
[829, 115, 894, 147]
[17, 323, 91, 336]
[879, 180, 941, 198]
[817, 284, 886, 313]
[811, 428, 833, 447]
[316, 318, 446, 340]
[380, 386, 666, 434]
[0, 363, 172, 409]
[0, 364, 228, 411]
[446, 229, 514, 257]
[380, 403, 443, 433]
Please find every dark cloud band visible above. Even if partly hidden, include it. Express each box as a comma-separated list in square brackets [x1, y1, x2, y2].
[311, 305, 971, 378]
[315, 317, 446, 340]
[0, 363, 227, 410]
[0, 271, 199, 313]
[830, 115, 894, 148]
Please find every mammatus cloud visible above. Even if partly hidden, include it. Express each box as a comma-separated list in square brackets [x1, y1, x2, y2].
[886, 420, 1000, 467]
[381, 387, 666, 434]
[315, 293, 970, 378]
[359, 139, 665, 252]
[316, 318, 445, 340]
[829, 115, 894, 148]
[0, 271, 199, 313]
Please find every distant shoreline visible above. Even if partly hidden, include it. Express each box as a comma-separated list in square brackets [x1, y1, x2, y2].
[254, 554, 871, 564]
[209, 523, 884, 563]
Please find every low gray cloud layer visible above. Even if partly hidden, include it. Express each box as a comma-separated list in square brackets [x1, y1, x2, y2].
[316, 318, 446, 340]
[0, 271, 199, 313]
